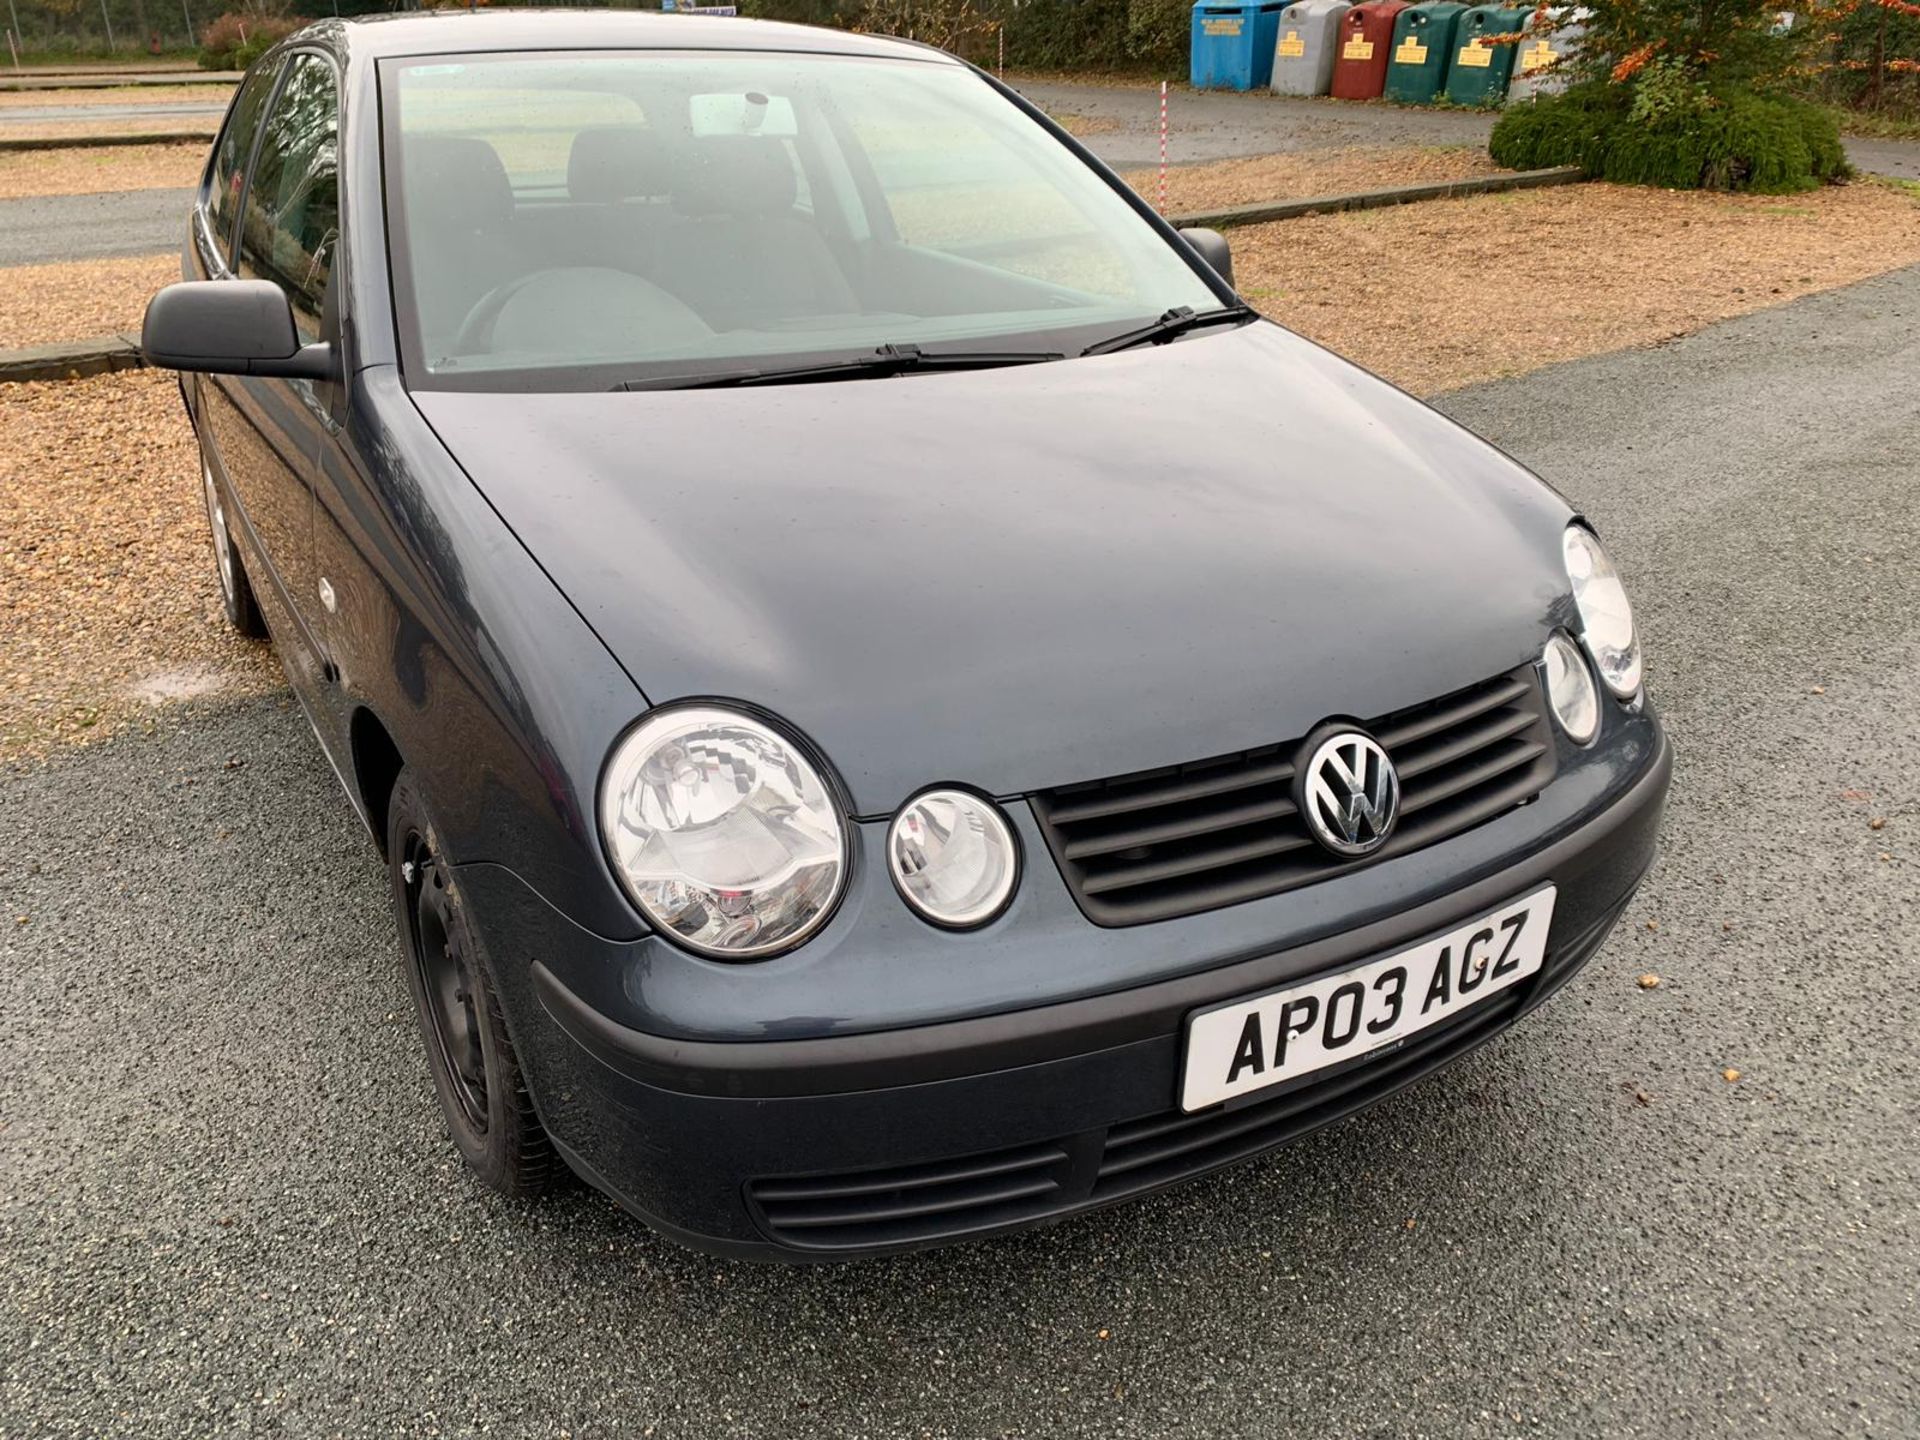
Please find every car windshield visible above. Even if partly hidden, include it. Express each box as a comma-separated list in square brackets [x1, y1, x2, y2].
[381, 50, 1224, 390]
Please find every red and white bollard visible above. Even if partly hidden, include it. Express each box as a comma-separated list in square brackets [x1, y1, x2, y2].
[1158, 81, 1169, 216]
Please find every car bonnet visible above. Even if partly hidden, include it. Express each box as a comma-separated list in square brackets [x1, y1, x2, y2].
[411, 321, 1574, 816]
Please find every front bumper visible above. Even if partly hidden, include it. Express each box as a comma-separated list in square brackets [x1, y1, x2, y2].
[469, 732, 1670, 1260]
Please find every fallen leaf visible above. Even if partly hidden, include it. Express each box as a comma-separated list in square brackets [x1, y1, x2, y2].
[1645, 919, 1660, 932]
[1722, 1068, 1742, 1083]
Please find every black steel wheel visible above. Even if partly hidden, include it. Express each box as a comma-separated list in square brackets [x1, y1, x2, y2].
[388, 768, 557, 1198]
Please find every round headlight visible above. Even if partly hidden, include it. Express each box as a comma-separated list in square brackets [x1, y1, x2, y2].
[1543, 632, 1598, 744]
[598, 706, 846, 959]
[887, 789, 1019, 929]
[1563, 526, 1642, 699]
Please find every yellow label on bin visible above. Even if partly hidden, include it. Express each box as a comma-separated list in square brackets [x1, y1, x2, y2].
[1342, 34, 1374, 60]
[1279, 29, 1306, 56]
[1394, 37, 1428, 64]
[1521, 39, 1560, 73]
[1457, 40, 1492, 66]
[1202, 17, 1244, 35]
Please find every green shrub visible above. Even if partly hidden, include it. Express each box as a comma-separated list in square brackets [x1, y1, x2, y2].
[1492, 82, 1852, 192]
[1489, 82, 1628, 173]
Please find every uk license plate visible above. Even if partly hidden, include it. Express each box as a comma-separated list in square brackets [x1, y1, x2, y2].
[1179, 887, 1556, 1112]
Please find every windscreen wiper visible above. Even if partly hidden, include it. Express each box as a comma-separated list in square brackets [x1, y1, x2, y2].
[616, 343, 1064, 391]
[1080, 304, 1258, 358]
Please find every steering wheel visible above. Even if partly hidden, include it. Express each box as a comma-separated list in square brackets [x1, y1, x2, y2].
[452, 269, 575, 356]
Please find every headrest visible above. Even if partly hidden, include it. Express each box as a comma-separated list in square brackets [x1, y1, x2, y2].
[568, 126, 673, 205]
[402, 134, 513, 233]
[672, 136, 798, 219]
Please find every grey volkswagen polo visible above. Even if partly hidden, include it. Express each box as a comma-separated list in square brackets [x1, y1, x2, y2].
[143, 9, 1670, 1258]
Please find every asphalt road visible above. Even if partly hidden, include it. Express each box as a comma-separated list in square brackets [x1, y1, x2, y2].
[1023, 80, 1920, 178]
[0, 187, 191, 267]
[3, 267, 1917, 1438]
[1, 81, 1915, 265]
[0, 101, 225, 125]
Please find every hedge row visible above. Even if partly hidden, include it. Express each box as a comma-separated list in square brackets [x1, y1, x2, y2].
[1491, 83, 1851, 193]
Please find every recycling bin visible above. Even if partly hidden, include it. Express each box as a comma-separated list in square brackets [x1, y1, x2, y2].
[1191, 0, 1292, 91]
[1384, 0, 1467, 104]
[1270, 0, 1355, 95]
[1445, 4, 1534, 105]
[1507, 6, 1589, 100]
[1329, 0, 1410, 98]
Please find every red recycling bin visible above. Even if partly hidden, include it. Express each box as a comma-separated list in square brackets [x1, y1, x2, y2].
[1330, 0, 1411, 98]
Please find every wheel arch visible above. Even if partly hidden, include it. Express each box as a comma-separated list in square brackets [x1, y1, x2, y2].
[350, 704, 406, 858]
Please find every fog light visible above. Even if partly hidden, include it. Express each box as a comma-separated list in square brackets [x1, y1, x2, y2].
[1544, 632, 1599, 745]
[887, 789, 1019, 928]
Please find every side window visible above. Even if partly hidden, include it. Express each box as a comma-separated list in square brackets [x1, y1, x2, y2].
[238, 54, 341, 343]
[208, 63, 279, 261]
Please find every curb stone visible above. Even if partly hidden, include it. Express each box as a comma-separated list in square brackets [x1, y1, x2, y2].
[1169, 166, 1583, 229]
[0, 334, 145, 383]
[0, 129, 215, 152]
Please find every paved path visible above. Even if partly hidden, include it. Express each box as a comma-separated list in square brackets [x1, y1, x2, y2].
[2, 264, 1916, 1438]
[1021, 78, 1920, 178]
[0, 100, 226, 126]
[0, 80, 1908, 271]
[0, 186, 190, 266]
[1026, 80, 1501, 166]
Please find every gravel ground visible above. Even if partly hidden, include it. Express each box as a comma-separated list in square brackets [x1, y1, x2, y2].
[0, 264, 1915, 1438]
[0, 370, 280, 757]
[1235, 176, 1920, 394]
[0, 142, 205, 201]
[0, 251, 176, 348]
[1121, 144, 1503, 211]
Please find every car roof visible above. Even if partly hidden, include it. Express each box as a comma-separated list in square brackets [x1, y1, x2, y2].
[303, 8, 959, 66]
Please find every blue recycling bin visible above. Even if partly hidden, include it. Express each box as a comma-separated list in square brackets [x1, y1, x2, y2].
[1191, 0, 1291, 90]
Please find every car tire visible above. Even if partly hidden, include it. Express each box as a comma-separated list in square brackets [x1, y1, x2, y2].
[387, 768, 558, 1199]
[198, 445, 267, 639]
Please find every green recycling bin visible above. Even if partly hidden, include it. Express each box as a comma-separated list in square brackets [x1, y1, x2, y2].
[1445, 4, 1533, 105]
[1383, 0, 1467, 104]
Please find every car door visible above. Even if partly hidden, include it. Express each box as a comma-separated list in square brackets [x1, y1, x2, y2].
[197, 50, 342, 700]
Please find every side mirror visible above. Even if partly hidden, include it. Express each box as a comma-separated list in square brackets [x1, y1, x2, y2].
[1177, 227, 1234, 291]
[141, 279, 337, 380]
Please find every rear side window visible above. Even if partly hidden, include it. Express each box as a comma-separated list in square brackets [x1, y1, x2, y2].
[208, 63, 278, 259]
[238, 53, 341, 343]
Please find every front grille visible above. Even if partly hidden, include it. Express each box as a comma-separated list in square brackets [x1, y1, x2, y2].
[1031, 666, 1557, 927]
[746, 1141, 1078, 1253]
